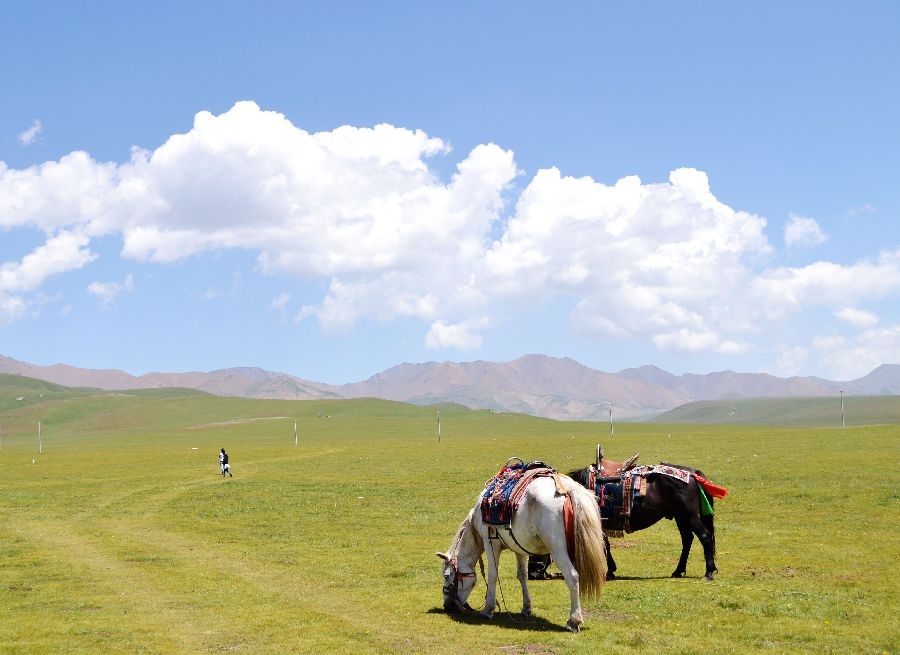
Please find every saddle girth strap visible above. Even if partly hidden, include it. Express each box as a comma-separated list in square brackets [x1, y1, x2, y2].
[489, 526, 541, 557]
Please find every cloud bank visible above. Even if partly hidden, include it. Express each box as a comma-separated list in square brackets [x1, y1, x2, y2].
[2, 101, 898, 376]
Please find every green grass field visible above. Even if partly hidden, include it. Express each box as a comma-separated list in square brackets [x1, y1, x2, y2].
[1, 377, 898, 654]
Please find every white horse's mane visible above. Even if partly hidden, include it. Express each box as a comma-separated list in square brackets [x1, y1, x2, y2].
[449, 508, 482, 558]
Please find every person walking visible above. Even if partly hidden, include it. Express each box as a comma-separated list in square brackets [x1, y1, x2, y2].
[219, 448, 233, 477]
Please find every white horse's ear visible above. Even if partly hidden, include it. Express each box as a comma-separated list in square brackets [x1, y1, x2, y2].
[435, 552, 450, 561]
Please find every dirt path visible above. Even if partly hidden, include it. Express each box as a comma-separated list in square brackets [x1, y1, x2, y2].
[184, 416, 293, 430]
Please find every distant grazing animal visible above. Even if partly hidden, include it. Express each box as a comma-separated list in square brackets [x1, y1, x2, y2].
[437, 463, 606, 632]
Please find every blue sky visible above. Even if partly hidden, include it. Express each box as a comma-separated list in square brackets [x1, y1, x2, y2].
[2, 2, 898, 384]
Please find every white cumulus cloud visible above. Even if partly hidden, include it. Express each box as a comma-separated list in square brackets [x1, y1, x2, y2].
[813, 325, 900, 379]
[0, 231, 96, 324]
[784, 214, 827, 248]
[847, 203, 876, 218]
[271, 292, 291, 312]
[0, 294, 26, 325]
[0, 231, 96, 293]
[752, 251, 900, 320]
[773, 345, 809, 377]
[426, 319, 484, 351]
[88, 273, 134, 307]
[485, 167, 771, 351]
[835, 307, 879, 328]
[18, 119, 42, 146]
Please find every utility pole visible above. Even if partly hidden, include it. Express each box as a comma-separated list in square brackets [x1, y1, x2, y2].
[437, 410, 441, 442]
[840, 390, 845, 428]
[38, 421, 42, 454]
[294, 419, 298, 446]
[609, 404, 614, 437]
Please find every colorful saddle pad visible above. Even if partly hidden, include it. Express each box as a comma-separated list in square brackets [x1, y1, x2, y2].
[480, 461, 556, 526]
[630, 464, 692, 483]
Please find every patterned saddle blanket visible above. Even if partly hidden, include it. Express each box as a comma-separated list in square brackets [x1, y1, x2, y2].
[630, 464, 692, 483]
[480, 460, 556, 526]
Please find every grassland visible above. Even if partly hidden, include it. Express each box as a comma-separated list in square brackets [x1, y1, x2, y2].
[0, 377, 898, 654]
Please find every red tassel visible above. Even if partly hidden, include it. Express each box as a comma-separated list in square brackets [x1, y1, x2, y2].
[693, 474, 728, 499]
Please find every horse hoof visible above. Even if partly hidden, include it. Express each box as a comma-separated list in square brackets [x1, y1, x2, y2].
[566, 621, 581, 633]
[671, 570, 686, 578]
[704, 573, 715, 581]
[606, 571, 617, 581]
[479, 610, 494, 620]
[521, 609, 532, 617]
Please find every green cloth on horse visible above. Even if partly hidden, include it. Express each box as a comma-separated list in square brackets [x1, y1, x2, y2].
[698, 484, 714, 516]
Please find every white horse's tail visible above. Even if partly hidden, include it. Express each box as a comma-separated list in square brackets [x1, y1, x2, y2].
[563, 476, 606, 599]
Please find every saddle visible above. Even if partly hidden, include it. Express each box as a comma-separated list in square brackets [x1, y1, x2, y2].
[480, 458, 558, 526]
[596, 443, 640, 478]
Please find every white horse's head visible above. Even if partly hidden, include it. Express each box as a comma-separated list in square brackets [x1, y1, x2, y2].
[435, 551, 477, 613]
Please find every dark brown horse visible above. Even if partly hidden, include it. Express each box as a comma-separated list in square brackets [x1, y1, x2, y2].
[530, 447, 726, 581]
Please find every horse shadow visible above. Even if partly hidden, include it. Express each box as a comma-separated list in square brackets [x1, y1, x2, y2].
[532, 572, 684, 582]
[426, 607, 577, 633]
[604, 574, 676, 581]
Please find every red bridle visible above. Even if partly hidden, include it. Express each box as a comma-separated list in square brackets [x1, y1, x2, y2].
[443, 557, 477, 601]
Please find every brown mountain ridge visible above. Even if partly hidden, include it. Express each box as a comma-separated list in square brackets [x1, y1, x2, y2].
[1, 354, 897, 421]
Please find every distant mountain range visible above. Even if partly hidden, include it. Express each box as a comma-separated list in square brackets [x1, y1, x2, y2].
[2, 353, 898, 421]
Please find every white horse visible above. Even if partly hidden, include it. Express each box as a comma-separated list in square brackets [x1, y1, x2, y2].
[436, 473, 606, 632]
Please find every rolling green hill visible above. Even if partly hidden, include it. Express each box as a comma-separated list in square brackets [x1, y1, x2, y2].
[651, 395, 900, 426]
[0, 373, 101, 413]
[0, 374, 511, 447]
